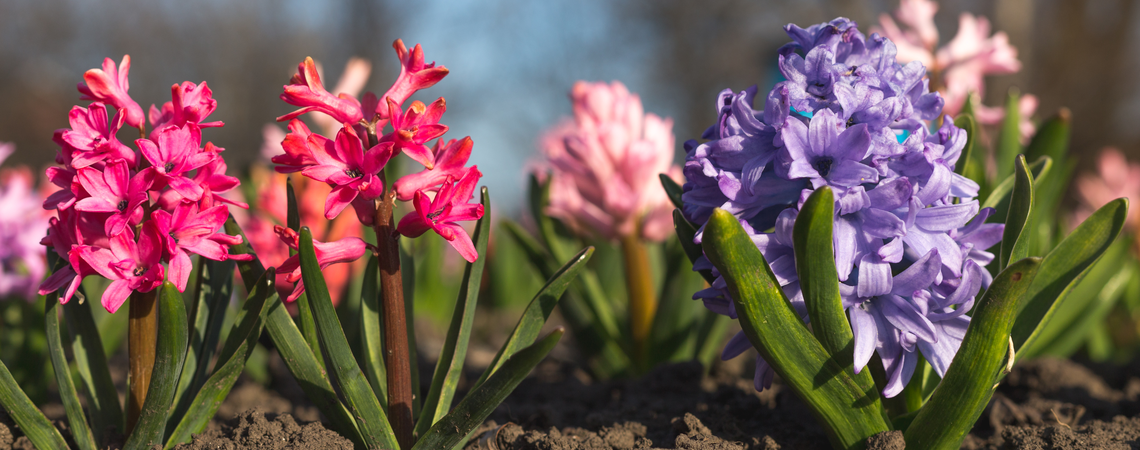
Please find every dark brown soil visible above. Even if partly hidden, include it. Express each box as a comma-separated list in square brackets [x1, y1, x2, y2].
[3, 353, 1139, 449]
[464, 357, 1140, 450]
[171, 409, 352, 450]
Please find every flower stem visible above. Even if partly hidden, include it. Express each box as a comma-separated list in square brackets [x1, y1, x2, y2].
[373, 188, 413, 449]
[126, 289, 157, 435]
[621, 231, 656, 372]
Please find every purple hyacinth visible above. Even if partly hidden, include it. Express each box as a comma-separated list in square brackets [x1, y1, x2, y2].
[682, 17, 1002, 397]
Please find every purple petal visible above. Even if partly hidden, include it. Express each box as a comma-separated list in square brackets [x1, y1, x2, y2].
[915, 201, 979, 233]
[857, 253, 892, 298]
[880, 294, 937, 342]
[721, 331, 752, 361]
[827, 160, 879, 187]
[834, 216, 858, 281]
[850, 305, 878, 374]
[891, 249, 942, 296]
[867, 177, 913, 211]
[918, 316, 969, 378]
[860, 208, 906, 238]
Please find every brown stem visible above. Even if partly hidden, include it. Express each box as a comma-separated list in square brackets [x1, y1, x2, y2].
[621, 229, 656, 372]
[374, 183, 413, 448]
[126, 289, 157, 435]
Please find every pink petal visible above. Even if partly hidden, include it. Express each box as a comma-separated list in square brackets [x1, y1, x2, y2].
[101, 279, 132, 314]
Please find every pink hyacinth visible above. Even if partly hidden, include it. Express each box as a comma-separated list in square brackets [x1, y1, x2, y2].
[273, 225, 369, 302]
[397, 168, 485, 262]
[1074, 148, 1140, 231]
[271, 43, 484, 263]
[40, 55, 250, 312]
[538, 81, 683, 242]
[77, 56, 146, 129]
[874, 0, 1036, 138]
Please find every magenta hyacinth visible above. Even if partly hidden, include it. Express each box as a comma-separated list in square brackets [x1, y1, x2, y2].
[40, 55, 251, 312]
[538, 80, 683, 242]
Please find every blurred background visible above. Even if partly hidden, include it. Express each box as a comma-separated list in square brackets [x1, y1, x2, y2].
[2, 0, 1138, 218]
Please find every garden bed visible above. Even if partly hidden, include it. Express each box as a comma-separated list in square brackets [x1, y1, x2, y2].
[3, 350, 1137, 449]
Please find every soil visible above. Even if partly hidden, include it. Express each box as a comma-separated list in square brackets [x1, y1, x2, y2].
[2, 351, 1139, 449]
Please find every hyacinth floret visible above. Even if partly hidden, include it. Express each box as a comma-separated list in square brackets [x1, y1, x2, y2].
[39, 56, 251, 314]
[681, 18, 1002, 396]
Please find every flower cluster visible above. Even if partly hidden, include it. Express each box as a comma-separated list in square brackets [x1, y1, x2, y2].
[271, 40, 483, 301]
[874, 0, 1037, 138]
[683, 19, 1003, 396]
[0, 143, 50, 301]
[537, 81, 683, 242]
[38, 56, 250, 314]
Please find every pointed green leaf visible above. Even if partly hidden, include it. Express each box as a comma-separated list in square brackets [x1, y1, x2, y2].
[359, 254, 387, 409]
[1024, 109, 1071, 163]
[0, 357, 68, 449]
[673, 209, 715, 284]
[473, 247, 593, 389]
[794, 188, 878, 398]
[904, 257, 1041, 450]
[982, 156, 1050, 219]
[412, 329, 563, 450]
[298, 227, 398, 450]
[702, 209, 888, 450]
[648, 235, 711, 366]
[417, 188, 491, 436]
[63, 291, 123, 443]
[1030, 243, 1132, 358]
[1012, 198, 1129, 356]
[224, 215, 362, 445]
[1000, 156, 1034, 270]
[287, 179, 322, 365]
[46, 293, 96, 450]
[164, 268, 276, 448]
[995, 89, 1022, 181]
[169, 258, 234, 434]
[123, 282, 188, 449]
[660, 173, 683, 210]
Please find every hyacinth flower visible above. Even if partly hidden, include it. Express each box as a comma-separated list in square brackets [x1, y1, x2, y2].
[526, 80, 687, 372]
[271, 225, 368, 302]
[874, 0, 1036, 138]
[0, 143, 49, 301]
[32, 54, 255, 444]
[678, 18, 1129, 449]
[397, 167, 484, 262]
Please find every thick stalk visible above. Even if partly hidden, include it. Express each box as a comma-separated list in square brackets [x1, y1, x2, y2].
[620, 230, 655, 372]
[374, 187, 412, 449]
[126, 289, 157, 435]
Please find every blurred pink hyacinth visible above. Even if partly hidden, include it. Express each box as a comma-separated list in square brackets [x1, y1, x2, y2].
[1074, 148, 1140, 232]
[538, 81, 682, 242]
[0, 143, 49, 300]
[875, 0, 1036, 138]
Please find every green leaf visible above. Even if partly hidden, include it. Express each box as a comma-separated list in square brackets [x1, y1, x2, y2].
[298, 227, 399, 450]
[1031, 242, 1132, 358]
[359, 254, 387, 409]
[1024, 109, 1071, 164]
[473, 247, 593, 389]
[63, 292, 123, 443]
[1012, 198, 1129, 356]
[1000, 156, 1034, 270]
[123, 282, 188, 449]
[793, 188, 879, 398]
[46, 294, 96, 450]
[412, 329, 563, 450]
[953, 114, 979, 177]
[660, 173, 684, 210]
[981, 156, 1050, 221]
[224, 215, 362, 445]
[673, 209, 715, 284]
[904, 257, 1041, 450]
[0, 356, 69, 449]
[164, 268, 276, 448]
[417, 187, 491, 436]
[995, 89, 1023, 181]
[701, 209, 888, 450]
[648, 235, 712, 366]
[287, 179, 322, 366]
[169, 258, 234, 434]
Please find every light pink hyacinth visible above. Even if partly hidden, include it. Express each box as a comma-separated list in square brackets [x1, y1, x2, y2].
[0, 143, 49, 301]
[875, 0, 1035, 137]
[1074, 148, 1140, 231]
[538, 81, 682, 242]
